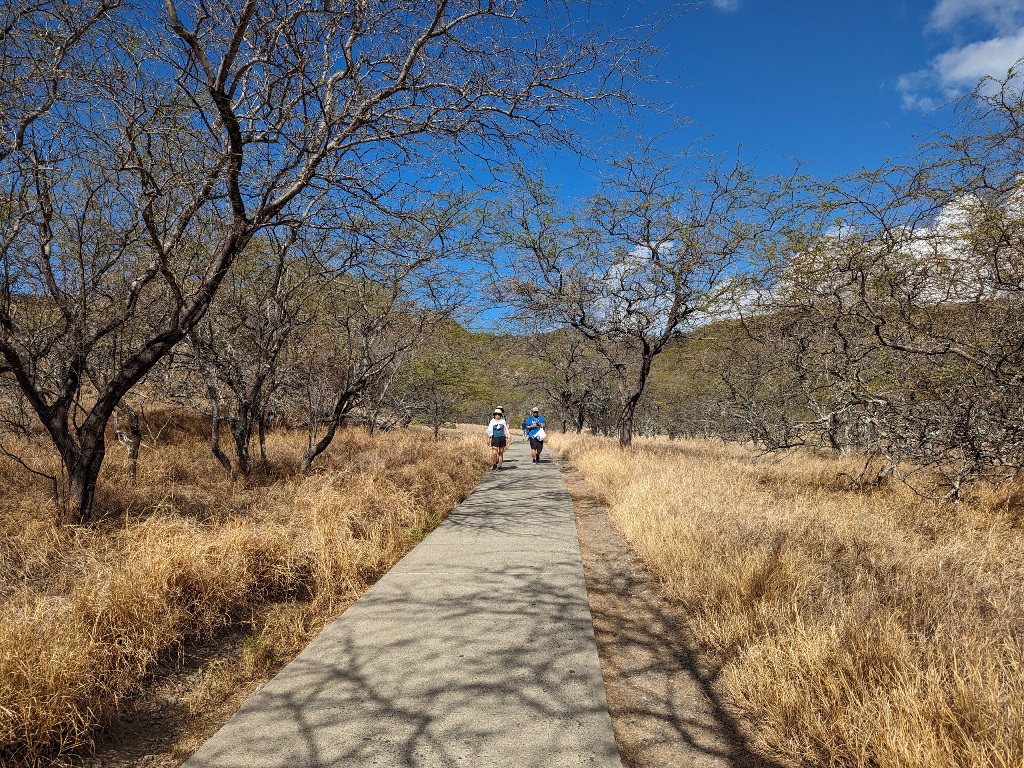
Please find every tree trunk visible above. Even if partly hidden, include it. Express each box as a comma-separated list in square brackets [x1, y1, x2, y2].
[618, 403, 635, 447]
[616, 365, 636, 448]
[301, 391, 356, 472]
[301, 420, 337, 472]
[206, 384, 234, 479]
[61, 437, 107, 525]
[116, 403, 143, 483]
[615, 350, 654, 449]
[258, 412, 268, 471]
[230, 411, 254, 476]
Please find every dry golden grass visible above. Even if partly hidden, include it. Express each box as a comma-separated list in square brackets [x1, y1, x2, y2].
[551, 433, 1024, 768]
[0, 418, 488, 765]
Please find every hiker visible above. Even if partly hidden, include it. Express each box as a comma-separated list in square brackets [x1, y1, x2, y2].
[522, 407, 547, 463]
[486, 409, 513, 470]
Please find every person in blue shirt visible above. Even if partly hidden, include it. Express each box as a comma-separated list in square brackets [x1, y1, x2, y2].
[522, 407, 546, 464]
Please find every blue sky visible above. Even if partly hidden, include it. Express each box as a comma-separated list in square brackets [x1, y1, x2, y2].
[544, 0, 1024, 193]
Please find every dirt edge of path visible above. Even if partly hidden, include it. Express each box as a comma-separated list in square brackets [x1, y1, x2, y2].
[561, 458, 785, 768]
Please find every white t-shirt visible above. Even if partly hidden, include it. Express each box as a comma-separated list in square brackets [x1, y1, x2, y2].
[486, 418, 510, 438]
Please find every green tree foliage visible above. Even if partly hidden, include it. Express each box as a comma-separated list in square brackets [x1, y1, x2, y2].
[396, 323, 498, 438]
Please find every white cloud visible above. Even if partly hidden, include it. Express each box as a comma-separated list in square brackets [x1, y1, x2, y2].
[933, 28, 1024, 84]
[898, 27, 1024, 110]
[929, 0, 1024, 31]
[713, 0, 739, 12]
[898, 1, 1024, 111]
[897, 70, 942, 111]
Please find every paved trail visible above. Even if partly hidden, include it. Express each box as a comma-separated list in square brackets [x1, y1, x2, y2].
[184, 440, 621, 768]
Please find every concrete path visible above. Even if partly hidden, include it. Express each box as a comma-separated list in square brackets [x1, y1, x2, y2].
[183, 440, 622, 768]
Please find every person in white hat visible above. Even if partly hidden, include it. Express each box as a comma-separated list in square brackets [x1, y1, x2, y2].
[486, 408, 513, 469]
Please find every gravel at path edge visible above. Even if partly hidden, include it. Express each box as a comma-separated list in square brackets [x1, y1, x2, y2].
[564, 461, 779, 768]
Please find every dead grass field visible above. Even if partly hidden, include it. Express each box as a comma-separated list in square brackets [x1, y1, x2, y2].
[0, 416, 488, 766]
[550, 433, 1024, 768]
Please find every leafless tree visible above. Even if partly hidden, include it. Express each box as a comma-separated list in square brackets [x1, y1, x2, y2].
[185, 228, 317, 477]
[0, 0, 651, 522]
[519, 328, 610, 433]
[713, 63, 1024, 496]
[295, 196, 470, 470]
[393, 321, 495, 439]
[501, 147, 793, 446]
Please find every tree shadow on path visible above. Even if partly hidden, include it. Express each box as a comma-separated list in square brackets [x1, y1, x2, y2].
[183, 443, 620, 768]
